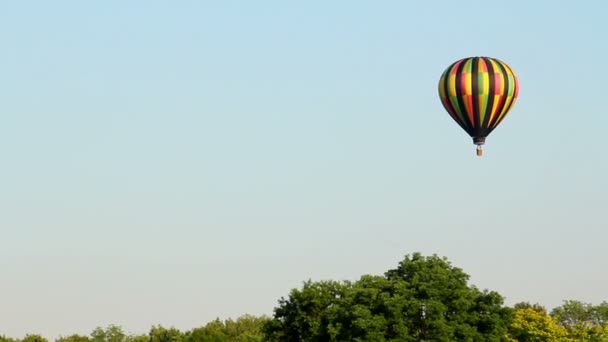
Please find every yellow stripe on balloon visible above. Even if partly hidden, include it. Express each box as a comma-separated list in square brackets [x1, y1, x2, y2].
[488, 94, 502, 125]
[478, 95, 486, 124]
[438, 74, 446, 98]
[480, 71, 489, 95]
[493, 95, 513, 126]
[448, 71, 457, 96]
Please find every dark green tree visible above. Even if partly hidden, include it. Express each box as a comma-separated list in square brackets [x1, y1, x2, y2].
[56, 334, 90, 342]
[594, 302, 608, 326]
[0, 336, 18, 342]
[90, 325, 126, 342]
[551, 300, 594, 328]
[384, 253, 511, 341]
[124, 335, 148, 342]
[148, 326, 184, 342]
[550, 300, 608, 341]
[21, 335, 48, 342]
[263, 280, 349, 341]
[513, 302, 547, 312]
[264, 252, 511, 341]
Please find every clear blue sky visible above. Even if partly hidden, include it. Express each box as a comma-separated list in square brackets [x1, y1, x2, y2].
[1, 1, 607, 338]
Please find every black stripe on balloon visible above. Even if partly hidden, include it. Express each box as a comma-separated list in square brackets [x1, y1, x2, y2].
[481, 57, 495, 131]
[471, 57, 480, 131]
[454, 59, 473, 135]
[488, 60, 509, 131]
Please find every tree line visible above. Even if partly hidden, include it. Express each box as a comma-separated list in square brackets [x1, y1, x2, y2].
[2, 253, 606, 341]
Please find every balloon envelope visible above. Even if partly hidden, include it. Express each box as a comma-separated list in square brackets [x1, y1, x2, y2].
[438, 56, 519, 146]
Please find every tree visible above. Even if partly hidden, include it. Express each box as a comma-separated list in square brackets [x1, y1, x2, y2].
[384, 253, 511, 341]
[264, 252, 512, 341]
[550, 300, 608, 341]
[222, 315, 268, 342]
[590, 301, 608, 341]
[124, 335, 148, 342]
[551, 300, 594, 329]
[90, 325, 127, 342]
[21, 335, 48, 342]
[508, 305, 572, 342]
[514, 302, 547, 312]
[263, 279, 349, 341]
[188, 315, 268, 342]
[148, 326, 184, 342]
[324, 275, 403, 341]
[594, 302, 608, 325]
[0, 336, 18, 342]
[189, 319, 228, 342]
[56, 334, 90, 342]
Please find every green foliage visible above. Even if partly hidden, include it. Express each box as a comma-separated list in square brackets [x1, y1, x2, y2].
[507, 301, 608, 342]
[148, 326, 184, 342]
[551, 300, 595, 328]
[595, 302, 608, 325]
[0, 336, 18, 342]
[508, 306, 573, 341]
[0, 337, 47, 342]
[384, 253, 511, 341]
[90, 326, 127, 342]
[21, 335, 48, 342]
[514, 302, 548, 313]
[264, 252, 511, 341]
[55, 334, 90, 342]
[263, 279, 349, 341]
[188, 315, 269, 342]
[124, 335, 148, 342]
[549, 300, 608, 341]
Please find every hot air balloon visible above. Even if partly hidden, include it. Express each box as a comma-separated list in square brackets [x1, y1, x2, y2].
[438, 56, 519, 156]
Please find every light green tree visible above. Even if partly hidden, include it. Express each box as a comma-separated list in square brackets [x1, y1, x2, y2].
[508, 305, 573, 342]
[188, 315, 268, 342]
